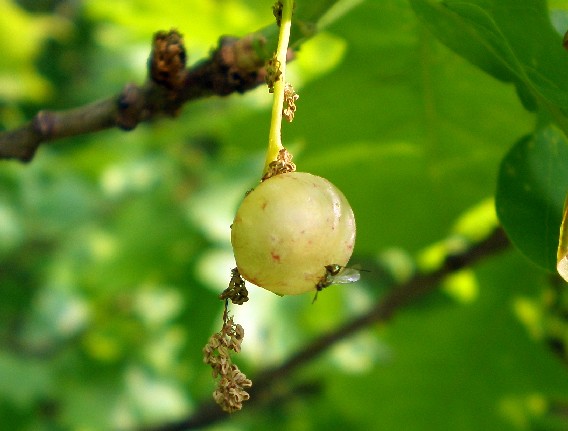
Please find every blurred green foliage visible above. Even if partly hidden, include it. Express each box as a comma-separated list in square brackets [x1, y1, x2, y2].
[1, 0, 568, 430]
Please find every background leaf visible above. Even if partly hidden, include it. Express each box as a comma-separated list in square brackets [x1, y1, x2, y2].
[410, 0, 568, 129]
[496, 126, 568, 271]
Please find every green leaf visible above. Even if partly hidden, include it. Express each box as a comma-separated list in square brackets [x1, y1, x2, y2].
[496, 125, 568, 271]
[410, 0, 568, 129]
[409, 0, 516, 83]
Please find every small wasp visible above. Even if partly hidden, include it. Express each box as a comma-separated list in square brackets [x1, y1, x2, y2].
[313, 264, 364, 303]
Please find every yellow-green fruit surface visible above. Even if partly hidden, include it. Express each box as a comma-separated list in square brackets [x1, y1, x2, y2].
[231, 172, 356, 296]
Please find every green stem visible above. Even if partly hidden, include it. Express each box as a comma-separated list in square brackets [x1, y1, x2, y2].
[264, 0, 294, 174]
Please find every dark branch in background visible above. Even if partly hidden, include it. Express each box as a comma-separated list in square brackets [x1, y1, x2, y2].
[145, 228, 511, 431]
[0, 0, 346, 162]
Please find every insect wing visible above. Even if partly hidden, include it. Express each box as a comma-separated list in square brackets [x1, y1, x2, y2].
[329, 267, 361, 285]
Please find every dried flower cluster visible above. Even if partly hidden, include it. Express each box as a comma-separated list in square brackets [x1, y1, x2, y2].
[265, 58, 282, 93]
[283, 83, 299, 122]
[272, 1, 283, 27]
[272, 0, 296, 27]
[262, 148, 296, 181]
[219, 268, 249, 305]
[203, 314, 252, 413]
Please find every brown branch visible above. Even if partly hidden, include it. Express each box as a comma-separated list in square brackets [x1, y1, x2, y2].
[0, 30, 278, 162]
[0, 0, 351, 162]
[144, 228, 511, 431]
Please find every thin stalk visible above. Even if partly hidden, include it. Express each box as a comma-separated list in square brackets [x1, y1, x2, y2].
[264, 0, 294, 174]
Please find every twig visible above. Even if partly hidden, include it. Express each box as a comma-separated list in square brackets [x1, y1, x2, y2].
[0, 0, 351, 163]
[143, 228, 510, 431]
[0, 30, 275, 162]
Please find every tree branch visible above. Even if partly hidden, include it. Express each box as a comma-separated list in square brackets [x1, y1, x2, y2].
[0, 30, 275, 162]
[145, 228, 511, 431]
[0, 0, 348, 162]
